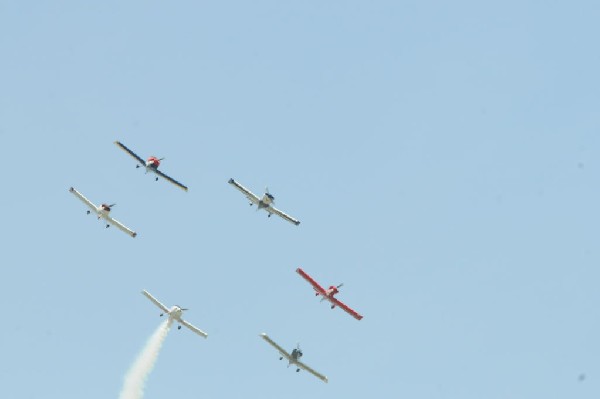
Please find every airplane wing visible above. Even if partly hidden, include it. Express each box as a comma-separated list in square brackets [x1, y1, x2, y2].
[329, 296, 363, 321]
[260, 333, 292, 361]
[296, 268, 327, 296]
[267, 205, 300, 226]
[179, 319, 208, 338]
[114, 141, 146, 166]
[228, 178, 260, 204]
[154, 168, 189, 192]
[69, 187, 98, 212]
[106, 215, 137, 238]
[141, 290, 170, 313]
[296, 359, 329, 383]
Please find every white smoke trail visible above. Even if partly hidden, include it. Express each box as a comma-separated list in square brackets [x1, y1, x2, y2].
[119, 319, 173, 399]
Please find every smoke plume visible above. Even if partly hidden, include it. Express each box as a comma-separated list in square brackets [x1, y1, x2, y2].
[119, 319, 173, 399]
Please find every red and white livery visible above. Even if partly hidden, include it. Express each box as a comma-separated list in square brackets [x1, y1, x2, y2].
[296, 267, 363, 320]
[69, 187, 137, 238]
[114, 141, 188, 191]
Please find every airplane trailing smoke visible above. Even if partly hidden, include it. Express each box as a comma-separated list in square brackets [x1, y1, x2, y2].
[119, 319, 172, 399]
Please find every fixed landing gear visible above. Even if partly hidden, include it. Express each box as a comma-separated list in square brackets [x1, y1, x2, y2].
[155, 177, 159, 181]
[106, 224, 110, 228]
[268, 214, 272, 218]
[178, 325, 182, 330]
[296, 368, 300, 372]
[136, 165, 140, 168]
[159, 313, 163, 317]
[86, 210, 90, 215]
[279, 356, 283, 360]
[249, 203, 253, 206]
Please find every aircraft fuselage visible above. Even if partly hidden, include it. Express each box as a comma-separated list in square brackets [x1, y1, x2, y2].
[143, 157, 160, 173]
[258, 193, 274, 209]
[166, 305, 183, 320]
[93, 205, 112, 220]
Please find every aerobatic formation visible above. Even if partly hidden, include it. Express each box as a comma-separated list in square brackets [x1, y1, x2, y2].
[69, 141, 363, 390]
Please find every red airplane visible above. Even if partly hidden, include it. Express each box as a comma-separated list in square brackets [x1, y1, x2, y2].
[296, 268, 363, 320]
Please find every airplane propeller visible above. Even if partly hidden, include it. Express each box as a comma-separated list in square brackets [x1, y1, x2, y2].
[295, 343, 303, 371]
[265, 186, 275, 202]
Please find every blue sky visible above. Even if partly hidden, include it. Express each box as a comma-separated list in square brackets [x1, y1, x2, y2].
[1, 1, 599, 398]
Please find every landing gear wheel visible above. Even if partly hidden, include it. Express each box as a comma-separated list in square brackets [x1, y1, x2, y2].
[106, 224, 110, 228]
[178, 325, 182, 330]
[296, 369, 300, 372]
[331, 305, 335, 309]
[86, 210, 90, 215]
[155, 177, 159, 181]
[136, 165, 140, 168]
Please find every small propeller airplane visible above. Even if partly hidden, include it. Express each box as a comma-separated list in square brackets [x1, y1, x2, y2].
[69, 187, 137, 238]
[296, 268, 363, 320]
[114, 141, 189, 191]
[142, 290, 208, 338]
[260, 333, 328, 383]
[228, 178, 300, 225]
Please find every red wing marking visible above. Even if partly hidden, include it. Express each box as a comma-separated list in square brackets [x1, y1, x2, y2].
[296, 268, 327, 296]
[296, 267, 363, 321]
[328, 296, 363, 321]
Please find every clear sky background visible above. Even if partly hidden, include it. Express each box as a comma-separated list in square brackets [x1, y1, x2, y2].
[1, 1, 599, 398]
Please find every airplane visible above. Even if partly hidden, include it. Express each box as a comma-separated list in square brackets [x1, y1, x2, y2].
[69, 187, 137, 238]
[228, 178, 300, 225]
[260, 333, 328, 383]
[296, 267, 363, 320]
[114, 141, 189, 191]
[142, 289, 208, 338]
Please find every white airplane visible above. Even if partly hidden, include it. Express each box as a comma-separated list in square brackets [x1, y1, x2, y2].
[260, 333, 328, 383]
[228, 178, 300, 226]
[69, 187, 137, 238]
[114, 141, 189, 191]
[142, 290, 208, 338]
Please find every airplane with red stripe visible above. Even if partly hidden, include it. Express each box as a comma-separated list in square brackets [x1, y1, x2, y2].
[114, 141, 188, 191]
[296, 268, 363, 320]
